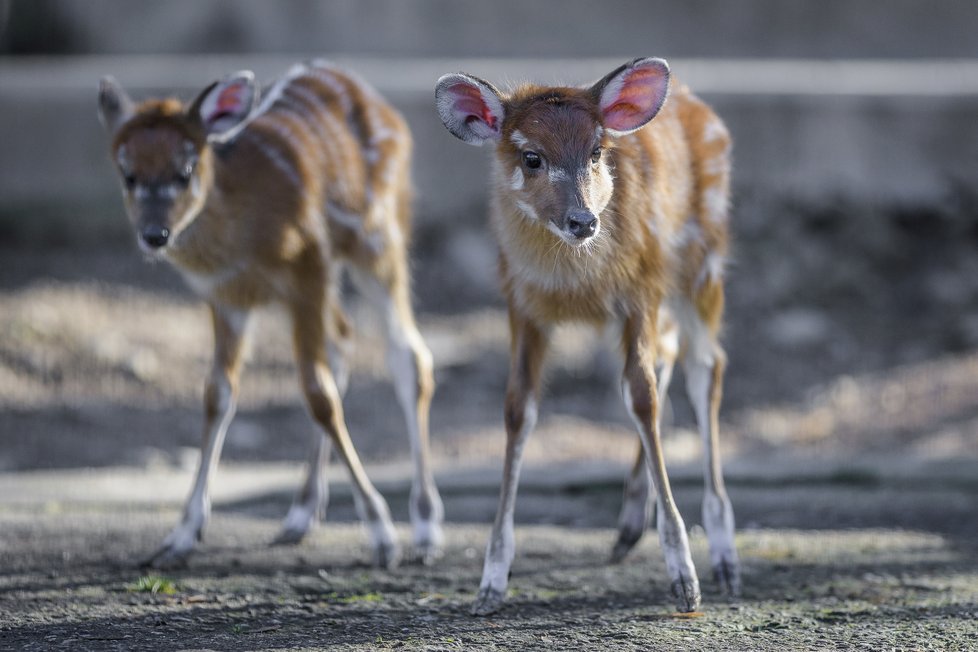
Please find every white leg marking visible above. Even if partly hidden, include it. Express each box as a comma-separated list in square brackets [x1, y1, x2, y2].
[614, 354, 674, 556]
[347, 479, 399, 562]
[352, 271, 444, 554]
[160, 404, 232, 560]
[621, 375, 699, 608]
[152, 308, 250, 565]
[276, 433, 332, 544]
[677, 301, 740, 592]
[480, 399, 537, 594]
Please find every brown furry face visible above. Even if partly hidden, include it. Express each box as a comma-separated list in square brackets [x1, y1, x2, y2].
[497, 88, 615, 246]
[111, 102, 209, 253]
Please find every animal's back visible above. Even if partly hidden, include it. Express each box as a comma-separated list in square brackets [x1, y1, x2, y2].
[228, 62, 413, 248]
[613, 84, 731, 318]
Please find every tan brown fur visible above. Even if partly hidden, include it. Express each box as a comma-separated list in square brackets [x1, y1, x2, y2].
[492, 81, 730, 333]
[437, 59, 740, 614]
[101, 61, 443, 568]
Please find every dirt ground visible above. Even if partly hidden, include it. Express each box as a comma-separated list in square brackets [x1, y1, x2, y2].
[1, 461, 977, 652]
[1, 474, 977, 651]
[1, 228, 978, 649]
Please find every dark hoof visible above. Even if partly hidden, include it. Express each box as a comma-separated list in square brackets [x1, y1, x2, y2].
[471, 587, 505, 616]
[139, 546, 191, 570]
[609, 527, 644, 564]
[372, 542, 402, 570]
[671, 575, 702, 613]
[713, 558, 742, 597]
[270, 527, 308, 547]
[409, 543, 444, 567]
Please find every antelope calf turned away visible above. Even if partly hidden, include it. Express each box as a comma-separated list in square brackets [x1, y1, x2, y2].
[98, 61, 444, 568]
[436, 58, 741, 614]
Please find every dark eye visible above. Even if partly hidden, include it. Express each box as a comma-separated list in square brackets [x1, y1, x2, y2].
[591, 147, 602, 164]
[123, 173, 137, 189]
[522, 151, 542, 170]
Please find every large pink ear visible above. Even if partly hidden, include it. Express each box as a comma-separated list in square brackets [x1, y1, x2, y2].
[188, 71, 259, 140]
[592, 58, 670, 135]
[435, 73, 505, 146]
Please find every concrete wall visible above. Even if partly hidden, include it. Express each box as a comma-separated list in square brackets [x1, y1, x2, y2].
[2, 2, 977, 240]
[2, 56, 977, 237]
[7, 0, 978, 59]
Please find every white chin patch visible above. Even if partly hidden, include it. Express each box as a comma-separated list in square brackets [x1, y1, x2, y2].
[549, 221, 600, 247]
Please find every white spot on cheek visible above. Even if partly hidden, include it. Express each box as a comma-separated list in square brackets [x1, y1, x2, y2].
[510, 166, 524, 191]
[515, 199, 539, 221]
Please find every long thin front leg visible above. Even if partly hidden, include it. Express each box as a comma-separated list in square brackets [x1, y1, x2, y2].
[612, 317, 677, 562]
[620, 313, 700, 612]
[143, 304, 250, 568]
[471, 313, 548, 616]
[291, 297, 400, 568]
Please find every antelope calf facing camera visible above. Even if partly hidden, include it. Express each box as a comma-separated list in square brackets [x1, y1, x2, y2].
[98, 61, 444, 569]
[436, 58, 740, 615]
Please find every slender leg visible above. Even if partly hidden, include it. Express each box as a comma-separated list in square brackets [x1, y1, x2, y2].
[679, 302, 741, 596]
[274, 294, 351, 545]
[471, 313, 548, 615]
[326, 281, 353, 398]
[620, 312, 700, 612]
[143, 304, 250, 568]
[273, 432, 332, 545]
[290, 293, 400, 568]
[351, 265, 444, 563]
[612, 317, 677, 562]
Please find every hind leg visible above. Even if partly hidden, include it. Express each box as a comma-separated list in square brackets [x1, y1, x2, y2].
[274, 279, 353, 545]
[612, 314, 678, 562]
[351, 261, 444, 563]
[675, 298, 741, 596]
[289, 280, 400, 567]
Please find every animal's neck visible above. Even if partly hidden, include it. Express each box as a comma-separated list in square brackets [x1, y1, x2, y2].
[492, 197, 615, 294]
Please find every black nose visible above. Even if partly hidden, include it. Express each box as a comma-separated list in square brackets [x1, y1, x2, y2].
[566, 210, 597, 239]
[141, 225, 170, 248]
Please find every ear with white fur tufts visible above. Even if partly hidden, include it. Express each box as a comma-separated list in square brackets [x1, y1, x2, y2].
[435, 73, 505, 146]
[590, 58, 671, 136]
[97, 76, 135, 134]
[188, 71, 259, 141]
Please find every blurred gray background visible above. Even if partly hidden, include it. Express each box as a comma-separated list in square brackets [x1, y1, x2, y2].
[2, 0, 978, 478]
